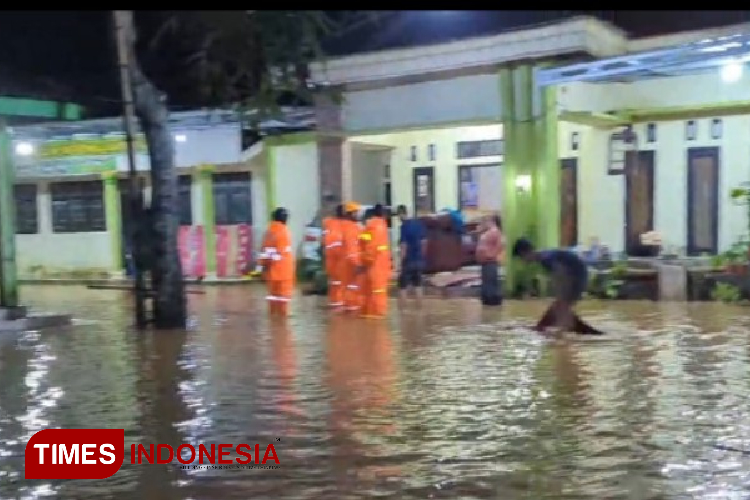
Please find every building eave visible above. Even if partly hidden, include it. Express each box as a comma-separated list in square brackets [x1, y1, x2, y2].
[310, 16, 628, 87]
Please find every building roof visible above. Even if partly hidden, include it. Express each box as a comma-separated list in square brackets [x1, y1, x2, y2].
[312, 15, 750, 89]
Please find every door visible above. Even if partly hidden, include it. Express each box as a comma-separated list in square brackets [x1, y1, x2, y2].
[624, 150, 655, 256]
[687, 147, 719, 255]
[413, 167, 435, 216]
[560, 158, 578, 247]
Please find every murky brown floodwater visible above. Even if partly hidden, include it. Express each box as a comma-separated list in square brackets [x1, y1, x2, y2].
[2, 286, 750, 499]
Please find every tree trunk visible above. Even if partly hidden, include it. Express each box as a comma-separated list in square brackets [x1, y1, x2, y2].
[123, 12, 187, 329]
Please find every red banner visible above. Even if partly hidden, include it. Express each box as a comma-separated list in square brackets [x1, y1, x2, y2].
[191, 226, 206, 278]
[236, 224, 253, 275]
[216, 226, 231, 278]
[178, 226, 192, 275]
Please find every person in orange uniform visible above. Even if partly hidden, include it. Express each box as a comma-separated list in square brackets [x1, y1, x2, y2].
[322, 204, 345, 309]
[341, 201, 363, 313]
[259, 207, 295, 316]
[359, 204, 392, 318]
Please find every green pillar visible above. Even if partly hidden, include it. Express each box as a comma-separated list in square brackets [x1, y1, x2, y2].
[0, 121, 18, 306]
[534, 68, 560, 249]
[500, 63, 560, 293]
[102, 171, 123, 273]
[500, 67, 519, 292]
[198, 164, 216, 275]
[265, 145, 278, 216]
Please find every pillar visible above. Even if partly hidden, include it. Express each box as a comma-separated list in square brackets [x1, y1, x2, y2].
[102, 171, 123, 275]
[500, 64, 560, 293]
[314, 93, 345, 212]
[0, 121, 18, 306]
[265, 145, 277, 216]
[197, 164, 216, 276]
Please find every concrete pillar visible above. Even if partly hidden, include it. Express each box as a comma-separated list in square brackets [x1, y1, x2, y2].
[102, 171, 123, 274]
[314, 93, 345, 211]
[500, 63, 560, 292]
[265, 145, 278, 216]
[197, 164, 216, 276]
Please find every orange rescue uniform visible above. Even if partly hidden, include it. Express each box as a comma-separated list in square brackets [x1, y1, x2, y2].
[259, 221, 295, 316]
[359, 216, 391, 318]
[341, 219, 363, 313]
[322, 217, 344, 308]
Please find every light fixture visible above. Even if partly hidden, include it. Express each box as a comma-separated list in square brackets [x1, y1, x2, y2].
[174, 134, 187, 143]
[720, 61, 743, 83]
[15, 142, 34, 156]
[515, 174, 532, 192]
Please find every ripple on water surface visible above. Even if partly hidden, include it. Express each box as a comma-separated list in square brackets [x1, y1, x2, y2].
[0, 287, 749, 499]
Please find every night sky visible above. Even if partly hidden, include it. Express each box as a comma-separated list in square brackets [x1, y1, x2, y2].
[0, 10, 748, 117]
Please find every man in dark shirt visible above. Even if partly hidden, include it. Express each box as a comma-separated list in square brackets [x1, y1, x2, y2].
[396, 205, 427, 302]
[512, 238, 603, 335]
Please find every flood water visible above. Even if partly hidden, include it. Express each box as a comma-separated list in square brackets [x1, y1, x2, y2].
[2, 285, 750, 499]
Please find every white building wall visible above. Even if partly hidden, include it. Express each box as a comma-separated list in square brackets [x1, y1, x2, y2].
[17, 181, 113, 276]
[273, 142, 320, 256]
[343, 73, 501, 132]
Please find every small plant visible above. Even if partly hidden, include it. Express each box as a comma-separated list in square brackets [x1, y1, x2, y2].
[710, 253, 726, 270]
[710, 282, 742, 304]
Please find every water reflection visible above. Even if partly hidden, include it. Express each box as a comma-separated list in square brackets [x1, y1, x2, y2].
[0, 287, 749, 499]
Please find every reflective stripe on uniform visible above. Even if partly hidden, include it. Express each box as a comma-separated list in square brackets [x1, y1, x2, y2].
[266, 295, 290, 302]
[347, 285, 359, 290]
[326, 242, 342, 249]
[376, 245, 388, 251]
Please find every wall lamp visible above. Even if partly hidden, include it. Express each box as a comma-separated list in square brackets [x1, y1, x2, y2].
[515, 174, 532, 193]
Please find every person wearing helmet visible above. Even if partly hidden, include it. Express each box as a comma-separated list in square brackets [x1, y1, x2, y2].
[258, 207, 295, 316]
[359, 204, 392, 318]
[341, 201, 363, 313]
[322, 204, 345, 309]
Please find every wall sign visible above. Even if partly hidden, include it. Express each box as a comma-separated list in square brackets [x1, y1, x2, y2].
[40, 137, 147, 158]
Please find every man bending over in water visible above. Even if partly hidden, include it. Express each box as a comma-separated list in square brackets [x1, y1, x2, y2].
[512, 238, 603, 335]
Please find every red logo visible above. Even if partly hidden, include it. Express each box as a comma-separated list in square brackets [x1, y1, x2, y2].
[25, 429, 125, 479]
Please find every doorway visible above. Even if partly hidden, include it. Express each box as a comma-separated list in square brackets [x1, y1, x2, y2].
[624, 150, 655, 256]
[413, 166, 435, 216]
[560, 158, 578, 247]
[687, 147, 719, 255]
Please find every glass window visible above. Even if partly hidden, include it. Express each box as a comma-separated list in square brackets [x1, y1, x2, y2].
[15, 184, 38, 234]
[177, 175, 193, 226]
[213, 172, 252, 225]
[456, 140, 503, 159]
[50, 181, 105, 233]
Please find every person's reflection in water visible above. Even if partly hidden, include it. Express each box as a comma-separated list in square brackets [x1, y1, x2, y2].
[325, 316, 400, 484]
[269, 317, 300, 432]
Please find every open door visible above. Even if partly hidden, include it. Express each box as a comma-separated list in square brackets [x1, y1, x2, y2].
[413, 166, 435, 216]
[560, 158, 578, 247]
[624, 150, 655, 256]
[687, 147, 719, 255]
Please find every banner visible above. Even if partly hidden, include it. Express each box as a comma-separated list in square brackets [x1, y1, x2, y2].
[215, 226, 231, 278]
[236, 224, 253, 275]
[178, 226, 193, 275]
[191, 226, 206, 278]
[40, 137, 147, 158]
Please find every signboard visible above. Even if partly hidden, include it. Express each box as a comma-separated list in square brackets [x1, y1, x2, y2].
[216, 226, 231, 277]
[16, 157, 118, 178]
[236, 224, 252, 275]
[40, 137, 147, 158]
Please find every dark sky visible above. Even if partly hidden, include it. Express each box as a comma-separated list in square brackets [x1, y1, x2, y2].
[0, 10, 748, 117]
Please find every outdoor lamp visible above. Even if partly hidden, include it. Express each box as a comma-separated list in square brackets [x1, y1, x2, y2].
[14, 142, 34, 156]
[515, 174, 532, 192]
[721, 61, 743, 83]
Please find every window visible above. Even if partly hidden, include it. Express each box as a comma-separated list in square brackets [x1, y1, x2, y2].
[213, 172, 252, 225]
[646, 123, 657, 143]
[456, 140, 503, 159]
[570, 132, 580, 151]
[711, 118, 722, 140]
[427, 143, 436, 161]
[409, 145, 417, 162]
[50, 181, 105, 233]
[685, 120, 697, 141]
[15, 184, 38, 234]
[458, 164, 502, 215]
[177, 175, 193, 226]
